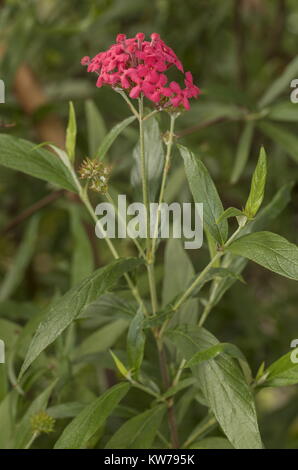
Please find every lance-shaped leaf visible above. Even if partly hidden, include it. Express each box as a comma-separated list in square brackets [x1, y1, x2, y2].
[263, 349, 298, 387]
[258, 55, 298, 108]
[105, 405, 166, 449]
[178, 145, 228, 244]
[0, 216, 39, 301]
[65, 101, 77, 162]
[96, 116, 136, 160]
[127, 308, 145, 374]
[19, 258, 142, 378]
[54, 382, 130, 449]
[244, 147, 267, 218]
[231, 121, 254, 184]
[167, 326, 263, 449]
[0, 134, 78, 192]
[227, 231, 298, 281]
[131, 116, 164, 200]
[258, 121, 298, 164]
[85, 99, 106, 156]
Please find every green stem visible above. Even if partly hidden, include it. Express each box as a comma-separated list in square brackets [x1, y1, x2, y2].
[25, 432, 39, 449]
[138, 96, 159, 315]
[118, 90, 140, 119]
[151, 114, 176, 258]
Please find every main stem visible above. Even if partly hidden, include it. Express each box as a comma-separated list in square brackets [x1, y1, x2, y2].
[138, 96, 159, 315]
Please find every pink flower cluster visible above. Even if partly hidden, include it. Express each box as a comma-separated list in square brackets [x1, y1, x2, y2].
[81, 33, 200, 110]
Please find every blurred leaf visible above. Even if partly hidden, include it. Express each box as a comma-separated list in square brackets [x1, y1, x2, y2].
[127, 308, 145, 374]
[259, 121, 298, 163]
[167, 326, 262, 449]
[69, 205, 94, 287]
[19, 258, 142, 378]
[0, 216, 39, 302]
[244, 147, 267, 218]
[131, 117, 164, 200]
[162, 238, 197, 325]
[231, 122, 254, 184]
[85, 100, 107, 156]
[47, 402, 85, 419]
[227, 231, 298, 280]
[105, 405, 166, 449]
[267, 101, 298, 122]
[54, 382, 130, 449]
[96, 116, 136, 160]
[0, 135, 78, 192]
[178, 145, 228, 244]
[258, 55, 298, 108]
[65, 101, 77, 162]
[73, 319, 128, 359]
[189, 437, 233, 449]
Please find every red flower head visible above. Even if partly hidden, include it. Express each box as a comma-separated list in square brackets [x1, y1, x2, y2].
[81, 33, 201, 111]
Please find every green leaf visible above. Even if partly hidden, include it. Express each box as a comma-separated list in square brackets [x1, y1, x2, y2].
[185, 342, 247, 368]
[231, 121, 254, 184]
[105, 405, 166, 449]
[258, 55, 298, 108]
[131, 116, 164, 200]
[227, 231, 298, 281]
[0, 134, 78, 192]
[85, 100, 107, 156]
[162, 238, 197, 325]
[0, 392, 15, 448]
[73, 319, 128, 359]
[189, 437, 233, 449]
[96, 116, 136, 160]
[127, 308, 145, 374]
[161, 377, 197, 400]
[54, 382, 130, 449]
[167, 326, 262, 449]
[178, 145, 228, 244]
[258, 121, 298, 164]
[0, 216, 39, 301]
[69, 205, 94, 287]
[216, 207, 245, 224]
[267, 101, 298, 122]
[244, 147, 267, 218]
[65, 101, 77, 162]
[110, 350, 129, 378]
[19, 258, 142, 378]
[264, 350, 298, 387]
[207, 182, 294, 309]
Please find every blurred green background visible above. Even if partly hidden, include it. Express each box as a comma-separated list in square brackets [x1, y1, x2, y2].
[0, 0, 298, 448]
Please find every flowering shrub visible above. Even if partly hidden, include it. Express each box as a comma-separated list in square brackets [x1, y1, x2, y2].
[0, 18, 298, 451]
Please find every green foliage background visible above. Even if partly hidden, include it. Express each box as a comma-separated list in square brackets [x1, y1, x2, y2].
[0, 0, 298, 449]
